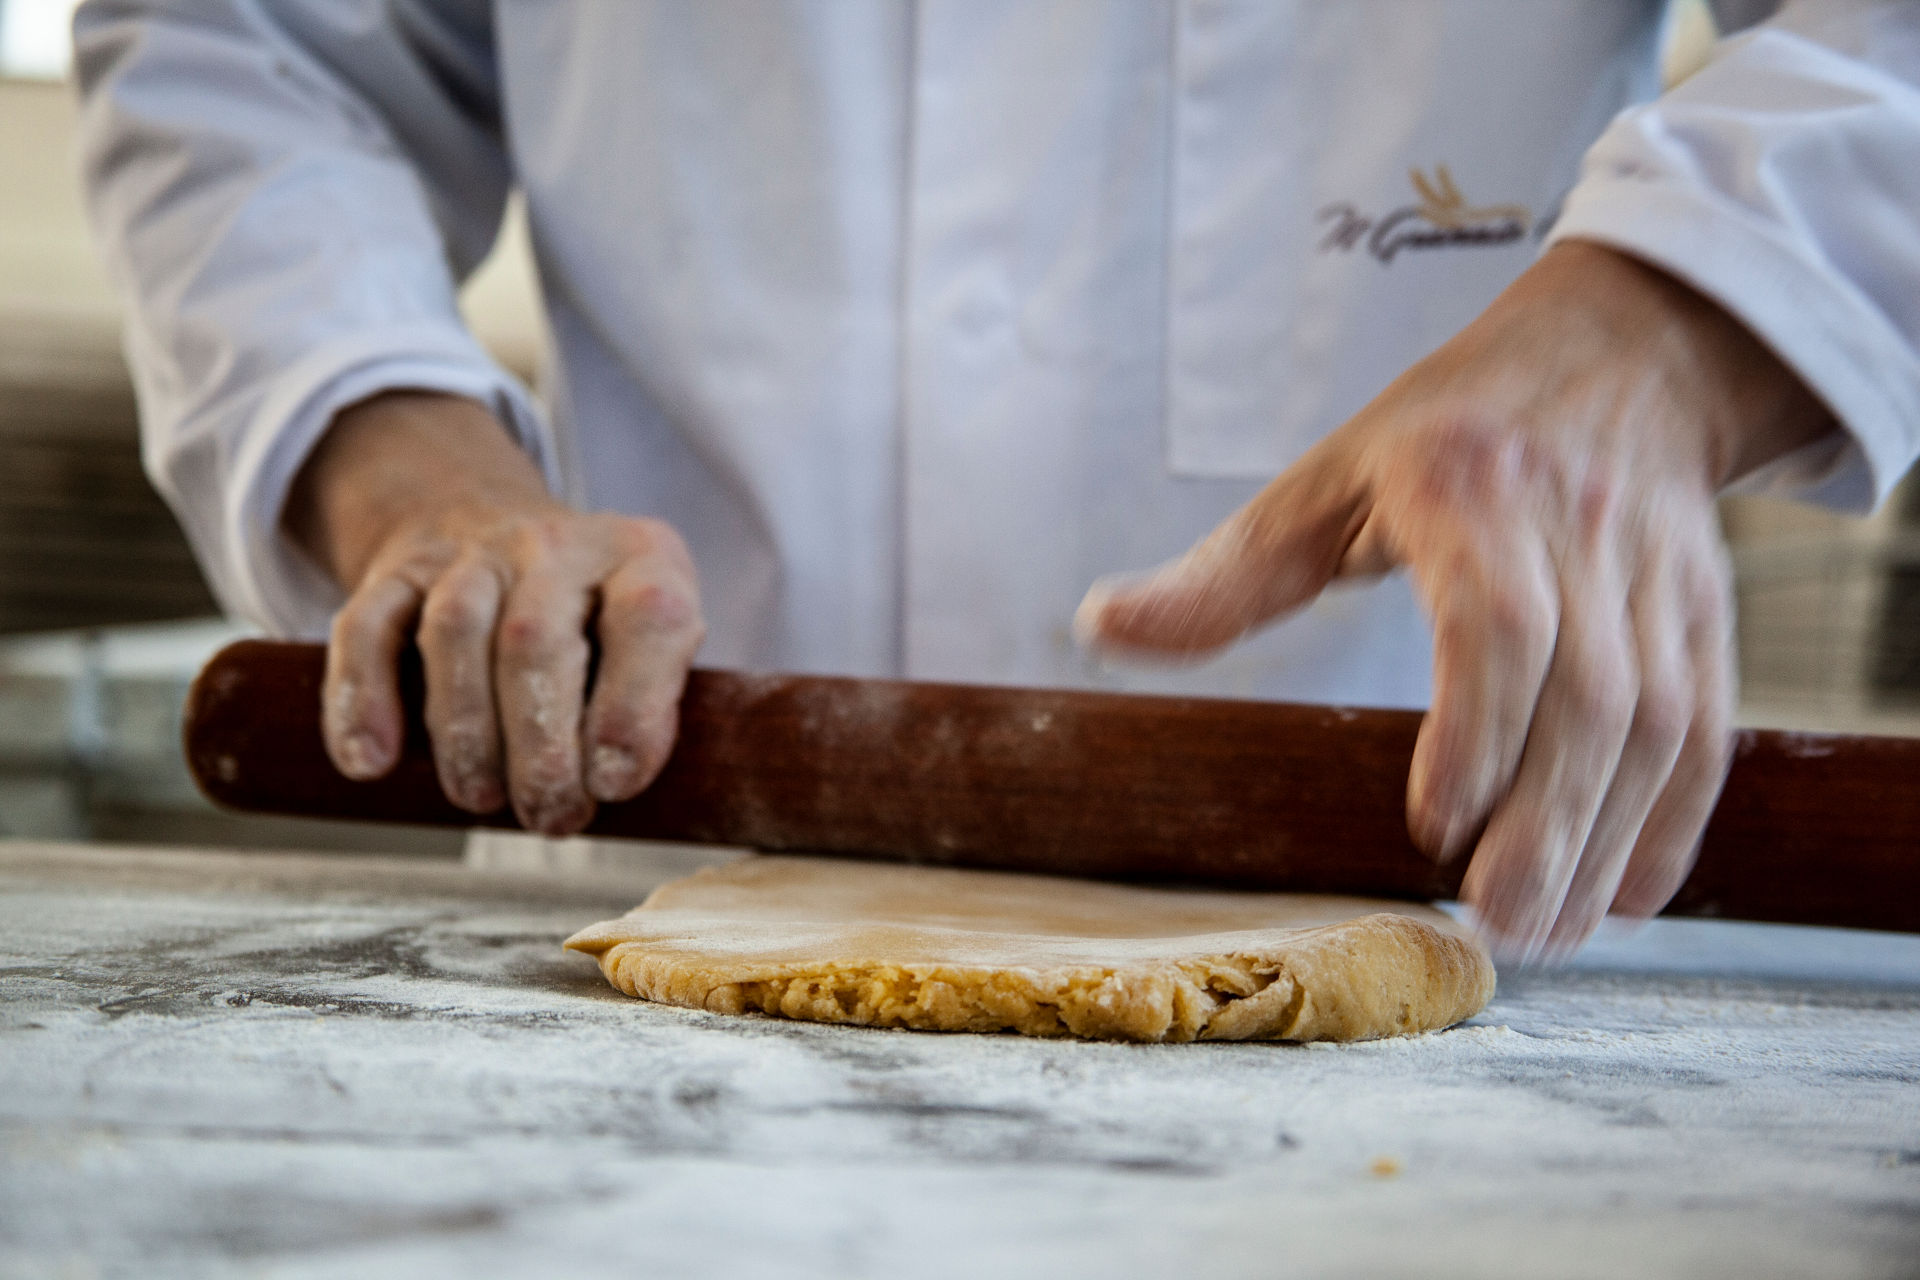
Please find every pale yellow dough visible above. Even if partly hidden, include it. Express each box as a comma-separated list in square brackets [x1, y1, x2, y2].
[564, 856, 1495, 1043]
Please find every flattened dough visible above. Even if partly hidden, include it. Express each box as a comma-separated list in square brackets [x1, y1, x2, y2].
[566, 857, 1494, 1042]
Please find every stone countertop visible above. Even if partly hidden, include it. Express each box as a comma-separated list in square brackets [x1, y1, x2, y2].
[1, 840, 1916, 1280]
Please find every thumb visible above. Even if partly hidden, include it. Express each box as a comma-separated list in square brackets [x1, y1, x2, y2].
[1075, 466, 1369, 659]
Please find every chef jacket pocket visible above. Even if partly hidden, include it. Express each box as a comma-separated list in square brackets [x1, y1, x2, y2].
[1163, 0, 1662, 479]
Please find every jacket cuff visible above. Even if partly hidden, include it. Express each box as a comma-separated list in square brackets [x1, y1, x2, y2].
[1547, 178, 1919, 513]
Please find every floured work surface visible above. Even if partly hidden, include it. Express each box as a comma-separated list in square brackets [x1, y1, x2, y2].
[4, 841, 1919, 1279]
[564, 856, 1494, 1041]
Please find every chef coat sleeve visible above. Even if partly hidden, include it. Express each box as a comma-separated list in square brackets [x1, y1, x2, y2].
[72, 0, 562, 637]
[1547, 0, 1920, 513]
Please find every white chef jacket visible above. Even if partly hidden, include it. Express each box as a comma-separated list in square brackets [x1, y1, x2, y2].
[73, 1, 1920, 708]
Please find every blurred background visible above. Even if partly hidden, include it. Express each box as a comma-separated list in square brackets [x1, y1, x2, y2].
[0, 0, 1915, 855]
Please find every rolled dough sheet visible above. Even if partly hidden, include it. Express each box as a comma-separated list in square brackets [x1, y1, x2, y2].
[565, 856, 1494, 1043]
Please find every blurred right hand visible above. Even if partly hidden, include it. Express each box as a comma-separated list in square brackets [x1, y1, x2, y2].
[284, 391, 705, 835]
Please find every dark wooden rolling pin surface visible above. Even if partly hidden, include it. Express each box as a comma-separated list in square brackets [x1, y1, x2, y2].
[184, 639, 1920, 934]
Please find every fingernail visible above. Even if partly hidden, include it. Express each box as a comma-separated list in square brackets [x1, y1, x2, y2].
[1479, 927, 1539, 970]
[1597, 917, 1658, 948]
[1435, 812, 1477, 864]
[437, 733, 501, 813]
[1410, 801, 1469, 864]
[587, 745, 636, 802]
[1489, 912, 1553, 969]
[1460, 879, 1549, 968]
[457, 775, 504, 814]
[1071, 580, 1119, 651]
[517, 777, 594, 835]
[1601, 911, 1653, 938]
[336, 731, 386, 780]
[521, 798, 589, 836]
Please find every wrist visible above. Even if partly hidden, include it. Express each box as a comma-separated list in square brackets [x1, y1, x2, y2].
[284, 390, 558, 591]
[1543, 241, 1835, 489]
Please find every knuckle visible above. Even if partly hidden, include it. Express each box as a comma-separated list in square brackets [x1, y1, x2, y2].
[496, 611, 560, 663]
[1398, 417, 1534, 513]
[1479, 581, 1555, 653]
[359, 534, 448, 588]
[608, 516, 699, 578]
[368, 524, 453, 579]
[390, 546, 452, 589]
[1419, 417, 1505, 479]
[624, 515, 688, 556]
[419, 583, 488, 645]
[606, 579, 699, 633]
[1573, 472, 1623, 542]
[1564, 650, 1635, 731]
[504, 515, 568, 565]
[330, 590, 381, 642]
[1634, 681, 1692, 754]
[331, 604, 398, 659]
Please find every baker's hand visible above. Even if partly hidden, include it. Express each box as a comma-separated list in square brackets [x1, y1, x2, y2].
[1076, 242, 1834, 960]
[284, 391, 704, 834]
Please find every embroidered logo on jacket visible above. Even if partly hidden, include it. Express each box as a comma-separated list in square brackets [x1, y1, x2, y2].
[1317, 166, 1532, 265]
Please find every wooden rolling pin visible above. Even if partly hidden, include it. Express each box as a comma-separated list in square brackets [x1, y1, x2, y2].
[184, 639, 1920, 933]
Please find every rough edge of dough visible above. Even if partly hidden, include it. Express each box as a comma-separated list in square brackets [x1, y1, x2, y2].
[567, 913, 1494, 1043]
